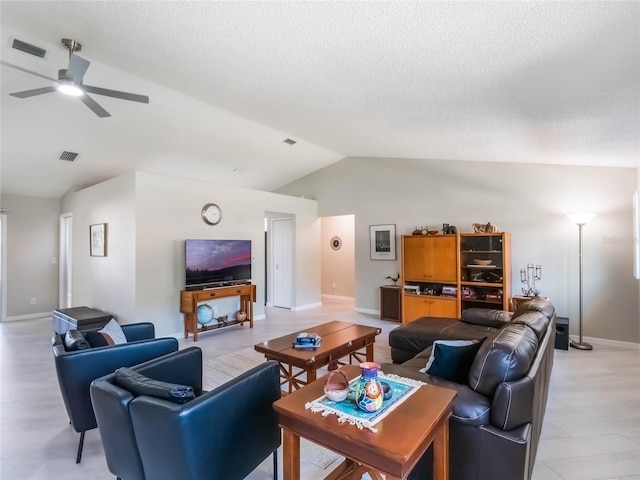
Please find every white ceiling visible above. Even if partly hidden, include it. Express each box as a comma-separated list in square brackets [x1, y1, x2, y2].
[1, 1, 638, 199]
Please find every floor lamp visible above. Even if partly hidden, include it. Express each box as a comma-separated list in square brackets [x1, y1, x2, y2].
[567, 213, 596, 351]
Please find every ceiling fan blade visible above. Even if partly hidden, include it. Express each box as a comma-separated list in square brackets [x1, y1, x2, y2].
[66, 54, 90, 84]
[83, 85, 149, 104]
[78, 94, 111, 118]
[0, 60, 58, 83]
[10, 86, 58, 98]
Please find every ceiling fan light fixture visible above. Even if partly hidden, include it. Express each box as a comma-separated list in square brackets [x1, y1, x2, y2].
[57, 82, 83, 97]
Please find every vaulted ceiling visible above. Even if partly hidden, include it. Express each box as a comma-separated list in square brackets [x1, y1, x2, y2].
[1, 1, 638, 199]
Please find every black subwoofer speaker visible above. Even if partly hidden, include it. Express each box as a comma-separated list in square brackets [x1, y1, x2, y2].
[555, 316, 569, 350]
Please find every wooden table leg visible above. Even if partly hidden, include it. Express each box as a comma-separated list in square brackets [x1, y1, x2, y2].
[432, 419, 450, 480]
[282, 428, 300, 480]
[366, 341, 375, 361]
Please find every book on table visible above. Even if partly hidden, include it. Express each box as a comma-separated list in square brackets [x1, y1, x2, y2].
[294, 332, 321, 348]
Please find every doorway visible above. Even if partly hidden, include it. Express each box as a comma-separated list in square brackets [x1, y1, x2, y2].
[265, 213, 294, 309]
[0, 213, 6, 322]
[59, 213, 73, 308]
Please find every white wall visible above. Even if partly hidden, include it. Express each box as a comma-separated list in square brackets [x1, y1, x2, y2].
[321, 215, 355, 297]
[278, 157, 639, 343]
[133, 171, 320, 336]
[0, 194, 60, 318]
[60, 175, 137, 322]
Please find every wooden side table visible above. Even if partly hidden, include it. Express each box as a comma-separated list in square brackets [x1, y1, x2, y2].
[510, 295, 548, 312]
[380, 285, 402, 322]
[274, 364, 456, 480]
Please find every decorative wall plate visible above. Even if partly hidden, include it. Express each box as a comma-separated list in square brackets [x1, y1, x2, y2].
[330, 236, 343, 250]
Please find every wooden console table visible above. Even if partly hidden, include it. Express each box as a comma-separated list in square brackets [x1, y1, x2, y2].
[180, 284, 256, 341]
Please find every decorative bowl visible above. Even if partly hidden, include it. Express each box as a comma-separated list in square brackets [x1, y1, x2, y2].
[427, 230, 438, 235]
[324, 369, 350, 402]
[473, 259, 493, 266]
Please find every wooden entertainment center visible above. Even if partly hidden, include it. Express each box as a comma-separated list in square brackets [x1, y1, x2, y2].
[180, 284, 256, 341]
[401, 232, 511, 323]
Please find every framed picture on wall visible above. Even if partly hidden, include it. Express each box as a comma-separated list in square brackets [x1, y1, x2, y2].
[370, 224, 396, 261]
[90, 223, 107, 257]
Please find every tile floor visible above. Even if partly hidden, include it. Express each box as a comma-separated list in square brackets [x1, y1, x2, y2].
[1, 298, 639, 479]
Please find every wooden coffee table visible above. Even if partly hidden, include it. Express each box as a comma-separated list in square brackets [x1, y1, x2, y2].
[273, 364, 456, 480]
[254, 321, 381, 393]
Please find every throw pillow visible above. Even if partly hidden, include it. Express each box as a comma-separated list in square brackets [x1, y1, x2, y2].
[85, 330, 110, 348]
[63, 329, 91, 351]
[114, 367, 195, 404]
[95, 318, 127, 346]
[426, 340, 484, 384]
[420, 339, 475, 372]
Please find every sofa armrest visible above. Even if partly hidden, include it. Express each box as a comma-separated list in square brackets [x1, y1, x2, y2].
[129, 361, 281, 480]
[122, 322, 156, 342]
[478, 423, 531, 480]
[491, 376, 534, 430]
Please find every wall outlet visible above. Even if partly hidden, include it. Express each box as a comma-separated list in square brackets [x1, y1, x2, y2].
[332, 282, 336, 289]
[30, 297, 36, 305]
[51, 257, 57, 264]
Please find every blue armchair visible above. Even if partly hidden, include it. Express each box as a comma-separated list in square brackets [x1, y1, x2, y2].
[90, 347, 281, 480]
[52, 322, 178, 463]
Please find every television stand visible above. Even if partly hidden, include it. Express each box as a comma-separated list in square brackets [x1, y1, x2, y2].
[180, 284, 256, 341]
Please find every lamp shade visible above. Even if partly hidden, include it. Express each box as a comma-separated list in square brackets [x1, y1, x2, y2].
[567, 213, 596, 226]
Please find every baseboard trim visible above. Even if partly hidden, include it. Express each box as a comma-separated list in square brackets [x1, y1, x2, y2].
[5, 312, 50, 322]
[321, 294, 355, 301]
[292, 302, 322, 312]
[354, 307, 379, 316]
[579, 335, 640, 350]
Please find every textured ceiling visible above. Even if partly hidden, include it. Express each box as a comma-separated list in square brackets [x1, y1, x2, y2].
[1, 1, 638, 199]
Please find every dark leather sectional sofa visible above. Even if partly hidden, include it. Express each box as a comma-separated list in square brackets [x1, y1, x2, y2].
[383, 298, 556, 480]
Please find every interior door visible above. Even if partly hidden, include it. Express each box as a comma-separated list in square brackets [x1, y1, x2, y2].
[272, 218, 293, 308]
[59, 213, 73, 308]
[0, 213, 6, 322]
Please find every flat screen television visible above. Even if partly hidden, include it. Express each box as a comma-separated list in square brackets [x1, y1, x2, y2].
[185, 239, 252, 289]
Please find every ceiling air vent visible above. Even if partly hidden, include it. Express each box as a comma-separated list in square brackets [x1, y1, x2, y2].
[11, 38, 47, 58]
[283, 138, 297, 145]
[59, 151, 78, 162]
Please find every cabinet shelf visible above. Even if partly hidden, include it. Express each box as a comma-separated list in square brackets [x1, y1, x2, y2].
[460, 281, 503, 287]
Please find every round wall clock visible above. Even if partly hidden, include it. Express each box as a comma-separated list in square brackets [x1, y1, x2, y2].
[330, 236, 343, 251]
[201, 203, 222, 225]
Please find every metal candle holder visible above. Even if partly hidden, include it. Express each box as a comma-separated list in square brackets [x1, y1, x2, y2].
[520, 263, 542, 297]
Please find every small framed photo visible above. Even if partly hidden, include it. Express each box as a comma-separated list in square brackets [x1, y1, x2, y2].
[90, 223, 107, 257]
[370, 224, 396, 261]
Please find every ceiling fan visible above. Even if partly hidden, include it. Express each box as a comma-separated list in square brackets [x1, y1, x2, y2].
[1, 38, 149, 118]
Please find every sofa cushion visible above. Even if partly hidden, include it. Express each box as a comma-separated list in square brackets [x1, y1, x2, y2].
[424, 340, 484, 384]
[468, 324, 538, 396]
[388, 316, 499, 363]
[63, 329, 91, 351]
[461, 308, 512, 328]
[513, 297, 555, 321]
[511, 311, 549, 340]
[114, 367, 195, 404]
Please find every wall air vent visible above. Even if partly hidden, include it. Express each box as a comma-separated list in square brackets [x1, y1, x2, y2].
[59, 151, 79, 162]
[11, 38, 47, 58]
[283, 138, 297, 145]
